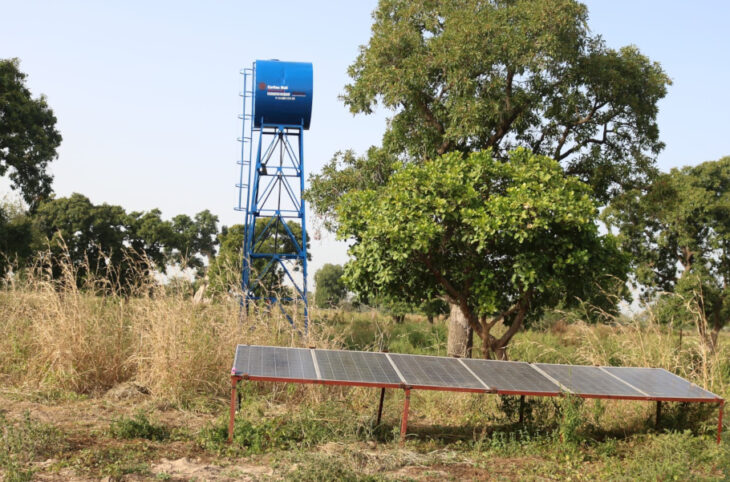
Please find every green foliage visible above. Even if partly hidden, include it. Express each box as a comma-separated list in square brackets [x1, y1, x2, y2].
[108, 412, 170, 441]
[419, 296, 448, 323]
[0, 411, 67, 482]
[167, 210, 219, 275]
[314, 263, 347, 308]
[600, 431, 730, 480]
[31, 193, 219, 290]
[605, 156, 730, 347]
[207, 224, 245, 295]
[373, 295, 413, 324]
[0, 199, 38, 276]
[307, 0, 670, 228]
[338, 149, 627, 355]
[306, 148, 398, 231]
[201, 403, 370, 454]
[67, 445, 152, 478]
[0, 58, 62, 209]
[387, 320, 446, 354]
[557, 395, 585, 445]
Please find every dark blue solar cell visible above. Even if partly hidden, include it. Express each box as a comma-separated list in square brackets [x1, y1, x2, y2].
[232, 345, 316, 380]
[315, 350, 401, 385]
[534, 363, 643, 397]
[462, 359, 560, 394]
[389, 353, 485, 390]
[603, 367, 719, 400]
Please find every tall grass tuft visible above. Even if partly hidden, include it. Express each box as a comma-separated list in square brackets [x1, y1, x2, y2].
[0, 248, 329, 404]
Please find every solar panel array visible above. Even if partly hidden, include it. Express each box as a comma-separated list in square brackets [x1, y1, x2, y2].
[232, 345, 722, 402]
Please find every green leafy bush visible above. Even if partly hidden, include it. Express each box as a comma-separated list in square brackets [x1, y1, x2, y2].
[109, 412, 170, 441]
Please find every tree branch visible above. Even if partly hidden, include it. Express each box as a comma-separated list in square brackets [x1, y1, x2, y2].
[553, 101, 608, 159]
[557, 121, 611, 161]
[485, 68, 525, 150]
[413, 95, 452, 155]
[484, 300, 523, 331]
[496, 289, 533, 347]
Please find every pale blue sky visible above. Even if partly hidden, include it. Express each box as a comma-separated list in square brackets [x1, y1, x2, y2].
[2, 1, 729, 285]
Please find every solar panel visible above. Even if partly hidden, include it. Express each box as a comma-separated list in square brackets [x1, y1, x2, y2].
[232, 345, 317, 380]
[461, 359, 560, 394]
[603, 367, 719, 401]
[389, 353, 486, 390]
[315, 350, 402, 385]
[533, 363, 644, 397]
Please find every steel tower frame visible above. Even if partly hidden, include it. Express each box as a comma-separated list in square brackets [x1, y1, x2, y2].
[236, 66, 309, 332]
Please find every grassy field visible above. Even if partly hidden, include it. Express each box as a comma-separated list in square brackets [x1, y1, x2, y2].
[1, 268, 728, 480]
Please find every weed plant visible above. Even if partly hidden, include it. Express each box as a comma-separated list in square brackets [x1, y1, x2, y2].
[0, 411, 67, 482]
[108, 411, 170, 441]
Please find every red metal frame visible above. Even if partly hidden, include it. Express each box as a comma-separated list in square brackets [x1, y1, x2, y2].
[497, 389, 561, 397]
[235, 374, 403, 390]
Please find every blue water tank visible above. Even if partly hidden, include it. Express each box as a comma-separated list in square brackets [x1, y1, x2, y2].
[253, 60, 313, 130]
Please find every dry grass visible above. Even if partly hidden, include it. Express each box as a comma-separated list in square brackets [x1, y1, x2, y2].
[0, 251, 338, 405]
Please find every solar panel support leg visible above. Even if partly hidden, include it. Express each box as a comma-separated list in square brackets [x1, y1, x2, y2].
[377, 388, 386, 425]
[718, 401, 724, 445]
[400, 388, 411, 446]
[655, 401, 662, 429]
[228, 376, 241, 444]
[519, 395, 526, 424]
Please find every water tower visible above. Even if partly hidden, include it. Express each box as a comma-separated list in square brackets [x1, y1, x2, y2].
[236, 60, 312, 332]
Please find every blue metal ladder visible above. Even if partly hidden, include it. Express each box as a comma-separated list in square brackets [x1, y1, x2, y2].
[235, 68, 254, 215]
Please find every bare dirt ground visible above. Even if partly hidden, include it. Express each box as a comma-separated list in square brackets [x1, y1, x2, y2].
[1, 387, 505, 481]
[0, 387, 281, 481]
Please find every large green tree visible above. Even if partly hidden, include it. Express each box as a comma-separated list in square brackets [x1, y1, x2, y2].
[167, 210, 219, 276]
[314, 263, 347, 308]
[339, 149, 627, 359]
[604, 157, 730, 351]
[308, 0, 669, 224]
[307, 0, 667, 354]
[1, 59, 62, 209]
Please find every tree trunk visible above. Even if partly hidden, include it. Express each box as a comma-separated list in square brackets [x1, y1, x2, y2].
[447, 302, 472, 357]
[482, 295, 531, 360]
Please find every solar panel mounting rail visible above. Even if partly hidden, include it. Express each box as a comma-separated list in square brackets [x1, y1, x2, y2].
[228, 345, 724, 445]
